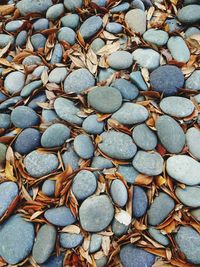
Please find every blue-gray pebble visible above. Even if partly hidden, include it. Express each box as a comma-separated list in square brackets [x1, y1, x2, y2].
[44, 206, 76, 226]
[11, 106, 39, 128]
[132, 186, 148, 218]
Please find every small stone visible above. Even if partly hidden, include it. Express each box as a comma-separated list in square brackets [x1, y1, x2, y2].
[177, 5, 200, 24]
[0, 114, 11, 129]
[46, 4, 64, 20]
[50, 43, 63, 64]
[0, 34, 14, 48]
[42, 180, 55, 196]
[111, 78, 139, 100]
[16, 30, 28, 47]
[98, 68, 116, 82]
[22, 55, 42, 66]
[21, 80, 43, 98]
[28, 92, 47, 110]
[0, 96, 22, 111]
[132, 124, 157, 150]
[44, 206, 76, 226]
[191, 209, 200, 221]
[148, 227, 169, 246]
[80, 15, 103, 39]
[48, 67, 68, 83]
[108, 51, 133, 70]
[31, 33, 46, 50]
[132, 186, 148, 218]
[42, 109, 58, 123]
[92, 0, 107, 6]
[91, 156, 113, 169]
[165, 19, 183, 33]
[110, 2, 130, 13]
[167, 36, 190, 63]
[82, 115, 105, 134]
[33, 18, 49, 31]
[106, 22, 122, 34]
[91, 38, 105, 53]
[112, 218, 129, 237]
[74, 134, 94, 159]
[185, 27, 200, 37]
[64, 0, 82, 11]
[0, 182, 18, 218]
[143, 29, 169, 46]
[11, 106, 39, 128]
[4, 71, 25, 94]
[60, 233, 83, 248]
[32, 66, 49, 77]
[89, 234, 102, 253]
[61, 14, 80, 29]
[175, 186, 200, 207]
[131, 0, 145, 10]
[57, 27, 76, 45]
[118, 165, 139, 184]
[132, 48, 160, 70]
[17, 0, 53, 15]
[95, 256, 108, 267]
[110, 179, 128, 207]
[185, 70, 200, 90]
[5, 20, 23, 32]
[130, 71, 148, 91]
[186, 128, 200, 160]
[125, 9, 146, 34]
[40, 254, 64, 267]
[62, 144, 79, 170]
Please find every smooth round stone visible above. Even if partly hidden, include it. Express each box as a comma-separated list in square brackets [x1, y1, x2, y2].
[57, 27, 76, 45]
[177, 5, 200, 24]
[110, 2, 130, 13]
[133, 151, 163, 176]
[125, 9, 146, 34]
[95, 256, 108, 267]
[61, 14, 80, 29]
[50, 43, 63, 64]
[48, 68, 68, 84]
[32, 66, 49, 77]
[62, 144, 79, 170]
[120, 244, 156, 267]
[31, 34, 46, 50]
[110, 180, 128, 207]
[106, 22, 122, 34]
[0, 34, 14, 48]
[5, 20, 23, 32]
[42, 109, 58, 122]
[16, 30, 28, 47]
[108, 51, 133, 70]
[72, 170, 97, 201]
[33, 18, 49, 31]
[89, 234, 102, 253]
[24, 150, 59, 178]
[41, 254, 64, 267]
[82, 115, 104, 134]
[191, 209, 200, 221]
[0, 182, 18, 218]
[150, 65, 184, 96]
[132, 124, 157, 150]
[74, 134, 94, 159]
[79, 195, 114, 232]
[98, 68, 116, 82]
[4, 71, 25, 94]
[0, 96, 22, 111]
[64, 0, 82, 11]
[14, 128, 41, 155]
[60, 233, 83, 248]
[167, 36, 190, 63]
[41, 123, 70, 148]
[112, 218, 129, 237]
[185, 27, 200, 37]
[147, 192, 175, 226]
[28, 93, 47, 110]
[118, 165, 139, 184]
[0, 143, 7, 164]
[11, 106, 39, 129]
[21, 80, 43, 98]
[22, 55, 42, 66]
[131, 0, 145, 10]
[175, 226, 200, 264]
[156, 115, 185, 153]
[99, 131, 137, 160]
[132, 48, 160, 70]
[0, 114, 11, 129]
[42, 180, 55, 196]
[143, 29, 169, 46]
[91, 38, 105, 53]
[54, 97, 83, 125]
[64, 68, 95, 94]
[44, 206, 76, 226]
[186, 127, 200, 160]
[112, 103, 148, 125]
[111, 78, 139, 100]
[79, 15, 103, 39]
[175, 186, 200, 207]
[88, 86, 122, 113]
[160, 96, 194, 118]
[130, 71, 148, 91]
[148, 227, 169, 246]
[32, 224, 56, 264]
[16, 0, 53, 15]
[185, 70, 200, 90]
[132, 186, 148, 218]
[91, 156, 113, 169]
[0, 215, 35, 265]
[46, 4, 64, 20]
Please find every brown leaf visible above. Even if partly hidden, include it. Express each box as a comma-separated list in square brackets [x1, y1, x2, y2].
[0, 5, 15, 15]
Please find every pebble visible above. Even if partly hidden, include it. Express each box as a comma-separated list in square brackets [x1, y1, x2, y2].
[0, 114, 11, 129]
[91, 156, 113, 169]
[132, 48, 160, 70]
[185, 70, 200, 90]
[160, 96, 194, 118]
[32, 66, 49, 77]
[108, 51, 133, 70]
[22, 55, 42, 66]
[21, 80, 43, 97]
[91, 38, 105, 53]
[41, 123, 70, 148]
[106, 22, 122, 34]
[72, 170, 97, 201]
[156, 115, 185, 153]
[44, 206, 76, 226]
[148, 227, 169, 246]
[4, 71, 25, 94]
[64, 68, 95, 94]
[0, 215, 34, 264]
[79, 195, 114, 232]
[185, 27, 200, 37]
[132, 186, 148, 218]
[14, 128, 41, 155]
[92, 0, 107, 6]
[95, 256, 108, 267]
[74, 134, 94, 159]
[120, 244, 156, 267]
[98, 68, 116, 82]
[11, 106, 39, 128]
[17, 0, 53, 15]
[111, 78, 139, 100]
[32, 224, 56, 264]
[28, 92, 47, 110]
[89, 234, 102, 253]
[0, 34, 14, 48]
[33, 18, 49, 31]
[41, 254, 64, 267]
[99, 131, 137, 160]
[167, 36, 190, 63]
[61, 14, 80, 29]
[42, 109, 58, 122]
[118, 165, 139, 184]
[16, 30, 28, 47]
[64, 0, 82, 11]
[50, 43, 63, 64]
[0, 96, 22, 111]
[131, 0, 145, 10]
[132, 124, 157, 150]
[24, 150, 59, 178]
[130, 71, 148, 91]
[147, 192, 175, 225]
[175, 186, 200, 207]
[48, 68, 68, 84]
[177, 5, 200, 24]
[112, 103, 148, 125]
[46, 4, 64, 20]
[110, 2, 130, 13]
[110, 179, 128, 207]
[150, 65, 184, 95]
[191, 209, 200, 221]
[42, 180, 55, 196]
[79, 15, 103, 39]
[88, 86, 122, 113]
[0, 182, 18, 218]
[112, 218, 129, 237]
[175, 226, 200, 264]
[186, 127, 200, 160]
[57, 27, 76, 45]
[5, 20, 23, 32]
[82, 115, 104, 134]
[62, 144, 79, 170]
[60, 233, 83, 248]
[125, 9, 146, 34]
[132, 151, 163, 176]
[143, 29, 169, 46]
[31, 33, 46, 50]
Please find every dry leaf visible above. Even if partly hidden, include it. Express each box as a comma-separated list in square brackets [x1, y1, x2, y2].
[61, 225, 80, 234]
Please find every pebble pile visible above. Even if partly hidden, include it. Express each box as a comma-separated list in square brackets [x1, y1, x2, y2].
[0, 0, 200, 266]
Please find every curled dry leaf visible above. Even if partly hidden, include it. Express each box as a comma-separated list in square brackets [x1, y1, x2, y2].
[115, 209, 132, 226]
[61, 225, 81, 234]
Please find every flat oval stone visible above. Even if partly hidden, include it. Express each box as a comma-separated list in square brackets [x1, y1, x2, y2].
[60, 233, 83, 248]
[20, 80, 43, 98]
[72, 170, 97, 201]
[98, 68, 116, 82]
[91, 38, 105, 53]
[11, 106, 39, 128]
[108, 51, 133, 70]
[132, 124, 157, 150]
[156, 115, 185, 153]
[44, 206, 76, 226]
[150, 65, 184, 96]
[5, 20, 23, 32]
[48, 67, 68, 83]
[33, 18, 49, 31]
[0, 215, 35, 264]
[0, 182, 18, 218]
[186, 127, 200, 160]
[143, 29, 169, 46]
[130, 71, 148, 91]
[111, 78, 139, 100]
[62, 144, 79, 170]
[118, 165, 139, 184]
[175, 186, 200, 207]
[89, 234, 102, 253]
[166, 155, 200, 185]
[92, 0, 107, 6]
[46, 3, 64, 20]
[112, 103, 148, 125]
[57, 27, 76, 45]
[160, 96, 194, 118]
[131, 0, 145, 10]
[132, 48, 160, 70]
[42, 109, 58, 122]
[31, 34, 46, 50]
[64, 0, 82, 11]
[50, 43, 63, 64]
[185, 27, 200, 37]
[0, 34, 14, 48]
[106, 22, 122, 34]
[28, 92, 47, 110]
[175, 226, 200, 264]
[99, 131, 137, 160]
[41, 123, 70, 148]
[191, 209, 200, 221]
[132, 151, 163, 176]
[61, 14, 80, 29]
[148, 227, 169, 246]
[24, 150, 59, 178]
[0, 143, 7, 164]
[147, 192, 175, 225]
[32, 224, 56, 264]
[110, 179, 128, 207]
[74, 134, 94, 159]
[95, 256, 108, 267]
[177, 5, 200, 24]
[17, 0, 53, 15]
[64, 68, 95, 94]
[110, 2, 130, 13]
[4, 71, 25, 94]
[0, 114, 11, 129]
[79, 195, 114, 232]
[16, 30, 28, 47]
[42, 180, 55, 196]
[80, 15, 103, 39]
[125, 9, 146, 34]
[41, 254, 64, 267]
[88, 86, 122, 113]
[22, 55, 42, 66]
[185, 70, 200, 90]
[132, 186, 148, 218]
[167, 36, 190, 63]
[120, 244, 156, 267]
[82, 114, 104, 134]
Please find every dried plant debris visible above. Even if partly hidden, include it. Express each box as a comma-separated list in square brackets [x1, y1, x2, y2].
[0, 0, 199, 266]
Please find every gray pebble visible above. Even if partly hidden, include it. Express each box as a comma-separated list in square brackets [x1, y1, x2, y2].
[21, 80, 43, 97]
[31, 34, 46, 50]
[125, 9, 146, 34]
[106, 22, 122, 34]
[0, 114, 11, 129]
[57, 27, 76, 45]
[91, 38, 105, 53]
[186, 127, 200, 160]
[44, 206, 76, 226]
[0, 182, 18, 218]
[130, 71, 148, 91]
[112, 217, 129, 237]
[0, 34, 14, 48]
[11, 106, 39, 128]
[175, 186, 200, 207]
[0, 143, 7, 164]
[143, 29, 169, 46]
[50, 44, 63, 64]
[177, 4, 200, 24]
[80, 15, 103, 39]
[131, 0, 145, 10]
[82, 114, 104, 134]
[185, 27, 200, 37]
[22, 55, 42, 66]
[61, 14, 80, 29]
[89, 234, 102, 253]
[185, 70, 200, 90]
[108, 51, 133, 70]
[117, 165, 139, 184]
[132, 124, 157, 150]
[5, 20, 23, 32]
[110, 179, 128, 207]
[4, 71, 25, 94]
[16, 30, 28, 47]
[111, 78, 139, 100]
[60, 233, 83, 248]
[42, 109, 58, 123]
[167, 36, 190, 63]
[132, 186, 148, 218]
[0, 96, 22, 111]
[110, 2, 130, 13]
[64, 0, 82, 11]
[148, 227, 169, 246]
[62, 144, 79, 170]
[74, 134, 94, 159]
[46, 4, 64, 20]
[42, 180, 55, 196]
[33, 18, 49, 31]
[17, 0, 53, 15]
[132, 48, 160, 70]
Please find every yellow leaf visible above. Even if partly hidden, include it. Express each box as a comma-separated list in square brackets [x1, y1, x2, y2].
[5, 161, 17, 182]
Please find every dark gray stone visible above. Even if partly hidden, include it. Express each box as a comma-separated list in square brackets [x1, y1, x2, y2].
[44, 206, 76, 226]
[41, 254, 64, 267]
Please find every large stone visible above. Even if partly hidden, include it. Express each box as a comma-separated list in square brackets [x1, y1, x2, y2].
[132, 48, 160, 70]
[175, 186, 200, 207]
[177, 5, 200, 24]
[0, 182, 18, 218]
[17, 0, 53, 15]
[143, 29, 169, 46]
[132, 124, 157, 150]
[74, 134, 94, 159]
[64, 0, 82, 11]
[167, 36, 190, 63]
[125, 9, 146, 34]
[108, 51, 133, 70]
[4, 71, 25, 94]
[11, 106, 39, 128]
[44, 206, 76, 226]
[186, 127, 200, 160]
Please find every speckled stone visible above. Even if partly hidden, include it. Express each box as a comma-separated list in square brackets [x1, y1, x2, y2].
[175, 186, 200, 207]
[132, 186, 148, 218]
[44, 206, 76, 226]
[177, 5, 200, 24]
[17, 0, 53, 15]
[108, 51, 133, 70]
[132, 124, 157, 150]
[89, 234, 102, 253]
[132, 48, 160, 70]
[167, 36, 190, 63]
[111, 78, 139, 100]
[11, 106, 39, 128]
[15, 30, 28, 47]
[57, 27, 76, 45]
[106, 22, 122, 34]
[42, 180, 55, 196]
[79, 15, 103, 39]
[62, 144, 79, 170]
[82, 114, 105, 134]
[148, 227, 169, 246]
[74, 134, 94, 159]
[48, 67, 68, 83]
[21, 80, 43, 98]
[46, 4, 64, 20]
[31, 34, 46, 50]
[61, 14, 80, 29]
[60, 233, 83, 248]
[0, 182, 18, 218]
[185, 70, 200, 90]
[143, 29, 169, 45]
[4, 71, 25, 94]
[110, 180, 128, 207]
[33, 18, 49, 31]
[125, 9, 146, 34]
[5, 20, 23, 32]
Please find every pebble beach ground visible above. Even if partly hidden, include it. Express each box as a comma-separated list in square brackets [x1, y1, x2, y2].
[0, 0, 200, 266]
